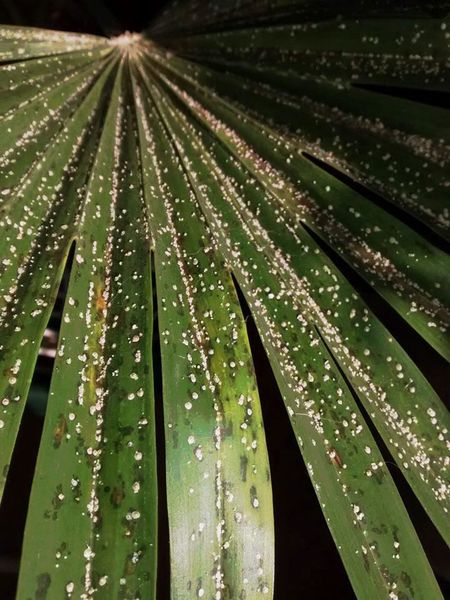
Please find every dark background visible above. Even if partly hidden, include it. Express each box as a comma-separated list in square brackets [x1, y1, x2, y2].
[0, 1, 449, 598]
[0, 0, 167, 35]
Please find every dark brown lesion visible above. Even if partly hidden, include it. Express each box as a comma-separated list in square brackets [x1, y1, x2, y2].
[35, 572, 51, 600]
[94, 283, 107, 314]
[110, 481, 126, 507]
[240, 454, 248, 482]
[52, 414, 67, 449]
[327, 446, 343, 469]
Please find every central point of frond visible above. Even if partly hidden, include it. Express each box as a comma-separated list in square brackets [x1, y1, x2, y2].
[110, 32, 142, 51]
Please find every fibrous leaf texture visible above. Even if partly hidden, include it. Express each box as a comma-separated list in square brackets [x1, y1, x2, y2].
[0, 2, 449, 599]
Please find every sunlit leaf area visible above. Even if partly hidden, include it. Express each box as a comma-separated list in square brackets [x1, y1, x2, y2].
[0, 1, 449, 598]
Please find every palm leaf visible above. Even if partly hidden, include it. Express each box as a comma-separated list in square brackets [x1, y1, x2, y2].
[0, 5, 448, 599]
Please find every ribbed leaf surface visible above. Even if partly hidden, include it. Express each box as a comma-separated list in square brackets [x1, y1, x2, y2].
[0, 6, 448, 600]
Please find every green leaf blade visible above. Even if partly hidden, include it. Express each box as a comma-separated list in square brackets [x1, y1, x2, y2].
[134, 65, 275, 600]
[145, 71, 446, 599]
[17, 60, 157, 600]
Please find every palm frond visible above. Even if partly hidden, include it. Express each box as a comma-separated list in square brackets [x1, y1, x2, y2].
[0, 6, 449, 599]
